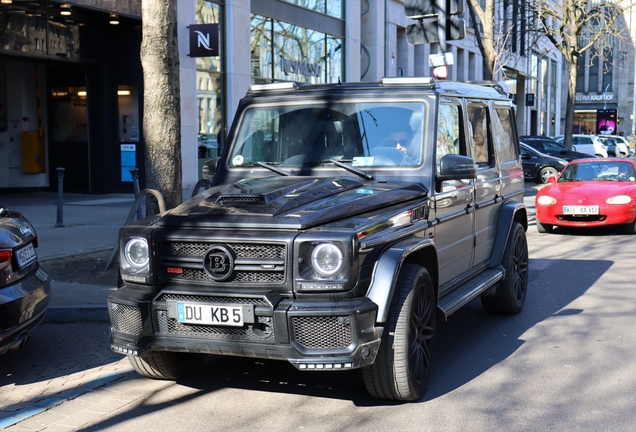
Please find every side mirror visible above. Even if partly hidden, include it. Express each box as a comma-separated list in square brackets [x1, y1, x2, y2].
[521, 152, 531, 159]
[202, 157, 219, 181]
[546, 175, 557, 184]
[560, 149, 568, 154]
[437, 154, 477, 182]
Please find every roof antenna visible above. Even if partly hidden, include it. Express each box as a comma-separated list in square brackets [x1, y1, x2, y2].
[338, 77, 341, 85]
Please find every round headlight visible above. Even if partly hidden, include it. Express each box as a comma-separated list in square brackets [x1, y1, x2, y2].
[125, 238, 149, 268]
[311, 243, 343, 277]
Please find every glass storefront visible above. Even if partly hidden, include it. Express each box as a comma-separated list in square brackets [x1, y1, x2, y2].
[196, 1, 224, 178]
[281, 0, 343, 19]
[250, 14, 343, 85]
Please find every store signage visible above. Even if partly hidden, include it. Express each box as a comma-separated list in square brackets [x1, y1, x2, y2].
[189, 24, 219, 57]
[576, 93, 614, 102]
[280, 55, 322, 78]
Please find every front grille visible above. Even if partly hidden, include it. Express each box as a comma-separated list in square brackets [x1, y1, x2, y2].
[109, 303, 143, 336]
[292, 316, 352, 349]
[156, 310, 275, 341]
[159, 241, 286, 284]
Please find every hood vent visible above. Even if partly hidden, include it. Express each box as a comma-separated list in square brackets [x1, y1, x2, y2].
[219, 196, 265, 204]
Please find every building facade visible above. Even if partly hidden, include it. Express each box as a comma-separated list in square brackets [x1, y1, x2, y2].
[560, 7, 636, 138]
[0, 0, 568, 194]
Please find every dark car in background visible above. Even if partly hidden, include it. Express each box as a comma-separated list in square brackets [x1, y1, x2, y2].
[520, 135, 594, 161]
[520, 142, 568, 183]
[0, 205, 50, 354]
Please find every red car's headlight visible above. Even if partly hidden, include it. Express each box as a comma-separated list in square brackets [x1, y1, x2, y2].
[606, 195, 632, 205]
[537, 196, 557, 205]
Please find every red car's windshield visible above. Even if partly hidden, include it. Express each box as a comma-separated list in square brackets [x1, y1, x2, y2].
[559, 161, 636, 182]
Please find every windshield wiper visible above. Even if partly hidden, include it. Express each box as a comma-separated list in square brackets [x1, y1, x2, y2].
[326, 159, 374, 180]
[252, 161, 290, 176]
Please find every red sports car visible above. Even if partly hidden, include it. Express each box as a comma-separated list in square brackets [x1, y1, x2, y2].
[535, 158, 636, 233]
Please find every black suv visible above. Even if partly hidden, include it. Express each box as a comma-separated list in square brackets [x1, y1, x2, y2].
[108, 78, 529, 401]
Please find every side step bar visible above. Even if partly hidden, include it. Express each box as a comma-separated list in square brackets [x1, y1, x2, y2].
[438, 265, 505, 320]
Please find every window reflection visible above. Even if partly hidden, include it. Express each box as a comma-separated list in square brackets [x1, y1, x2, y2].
[281, 0, 343, 19]
[250, 14, 343, 85]
[196, 0, 224, 178]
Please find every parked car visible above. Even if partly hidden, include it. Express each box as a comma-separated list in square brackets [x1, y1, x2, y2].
[520, 142, 568, 183]
[108, 77, 529, 402]
[596, 134, 630, 157]
[0, 205, 51, 354]
[535, 158, 636, 233]
[520, 135, 594, 161]
[554, 134, 609, 158]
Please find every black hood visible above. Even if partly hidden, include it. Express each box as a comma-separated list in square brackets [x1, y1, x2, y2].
[158, 176, 428, 230]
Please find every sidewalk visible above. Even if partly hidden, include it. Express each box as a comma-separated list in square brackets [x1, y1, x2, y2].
[1, 184, 543, 324]
[1, 191, 135, 323]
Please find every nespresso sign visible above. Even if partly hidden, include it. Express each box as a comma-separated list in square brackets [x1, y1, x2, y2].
[280, 55, 322, 78]
[189, 24, 219, 57]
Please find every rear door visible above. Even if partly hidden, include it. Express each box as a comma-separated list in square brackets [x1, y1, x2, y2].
[467, 100, 499, 267]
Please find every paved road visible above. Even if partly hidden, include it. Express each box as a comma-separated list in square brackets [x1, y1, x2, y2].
[4, 190, 636, 430]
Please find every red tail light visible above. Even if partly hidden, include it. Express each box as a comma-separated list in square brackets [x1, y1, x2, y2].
[0, 249, 12, 272]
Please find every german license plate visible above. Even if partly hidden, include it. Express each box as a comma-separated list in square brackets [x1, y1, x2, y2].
[563, 206, 599, 215]
[16, 243, 37, 269]
[177, 302, 244, 326]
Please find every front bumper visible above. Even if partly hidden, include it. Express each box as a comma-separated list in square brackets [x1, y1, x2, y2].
[108, 286, 383, 370]
[0, 266, 51, 354]
[536, 204, 636, 228]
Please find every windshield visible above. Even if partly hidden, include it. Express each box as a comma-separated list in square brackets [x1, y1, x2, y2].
[559, 161, 636, 182]
[229, 101, 427, 169]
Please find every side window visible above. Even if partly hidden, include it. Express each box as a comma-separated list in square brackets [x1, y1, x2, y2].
[436, 103, 461, 172]
[467, 102, 491, 165]
[492, 107, 517, 163]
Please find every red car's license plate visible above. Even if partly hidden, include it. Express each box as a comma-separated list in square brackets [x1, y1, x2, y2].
[563, 205, 599, 215]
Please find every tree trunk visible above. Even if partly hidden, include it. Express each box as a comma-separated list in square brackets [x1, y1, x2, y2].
[563, 58, 578, 150]
[140, 0, 182, 212]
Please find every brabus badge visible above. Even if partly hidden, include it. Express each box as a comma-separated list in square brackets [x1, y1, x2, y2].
[203, 245, 235, 281]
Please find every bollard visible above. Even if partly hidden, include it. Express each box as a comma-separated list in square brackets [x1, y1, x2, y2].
[54, 167, 65, 227]
[130, 168, 143, 220]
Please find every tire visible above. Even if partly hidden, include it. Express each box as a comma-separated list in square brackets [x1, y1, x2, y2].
[128, 351, 206, 380]
[536, 220, 552, 233]
[362, 264, 436, 401]
[537, 166, 559, 184]
[481, 222, 528, 314]
[623, 219, 636, 234]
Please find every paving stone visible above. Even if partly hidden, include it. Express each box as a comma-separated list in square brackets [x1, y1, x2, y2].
[54, 410, 105, 429]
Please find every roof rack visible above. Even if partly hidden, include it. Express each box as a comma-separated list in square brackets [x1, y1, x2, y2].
[249, 82, 298, 92]
[379, 77, 435, 86]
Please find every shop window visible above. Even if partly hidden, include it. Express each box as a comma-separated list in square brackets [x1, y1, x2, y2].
[281, 0, 343, 19]
[196, 0, 224, 178]
[250, 14, 343, 85]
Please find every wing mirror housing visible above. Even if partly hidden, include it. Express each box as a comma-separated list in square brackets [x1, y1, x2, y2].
[437, 154, 477, 182]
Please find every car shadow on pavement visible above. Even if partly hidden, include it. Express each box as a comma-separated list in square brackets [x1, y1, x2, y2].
[90, 258, 611, 409]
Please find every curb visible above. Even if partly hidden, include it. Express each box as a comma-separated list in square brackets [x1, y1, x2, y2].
[44, 305, 109, 323]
